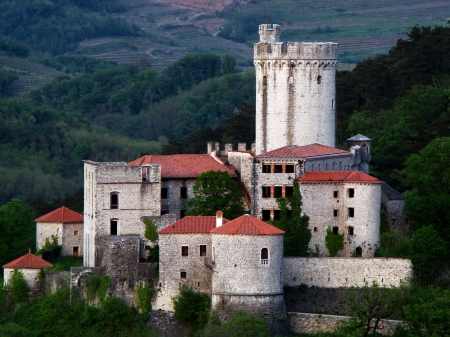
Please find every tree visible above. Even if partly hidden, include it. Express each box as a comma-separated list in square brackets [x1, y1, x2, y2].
[339, 282, 402, 337]
[6, 270, 29, 305]
[143, 218, 158, 243]
[325, 226, 345, 257]
[186, 170, 245, 219]
[271, 181, 311, 256]
[410, 225, 446, 287]
[400, 137, 450, 240]
[172, 285, 210, 335]
[0, 199, 36, 268]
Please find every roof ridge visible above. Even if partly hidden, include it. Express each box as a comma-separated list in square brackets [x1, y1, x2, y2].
[250, 216, 264, 233]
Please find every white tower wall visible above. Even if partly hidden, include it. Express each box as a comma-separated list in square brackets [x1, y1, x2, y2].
[254, 24, 338, 155]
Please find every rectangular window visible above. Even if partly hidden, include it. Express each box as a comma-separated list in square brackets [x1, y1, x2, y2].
[180, 187, 187, 199]
[348, 208, 355, 217]
[262, 210, 271, 221]
[161, 210, 169, 215]
[285, 165, 294, 173]
[285, 186, 294, 197]
[333, 191, 339, 198]
[313, 227, 318, 232]
[110, 193, 118, 209]
[348, 226, 354, 235]
[74, 230, 79, 236]
[73, 247, 79, 256]
[262, 186, 270, 198]
[161, 188, 168, 199]
[110, 220, 118, 236]
[333, 209, 338, 217]
[181, 246, 188, 256]
[274, 210, 281, 220]
[180, 210, 187, 218]
[274, 165, 283, 173]
[348, 188, 355, 198]
[199, 245, 207, 256]
[333, 226, 339, 235]
[180, 271, 186, 279]
[262, 165, 271, 173]
[274, 186, 282, 198]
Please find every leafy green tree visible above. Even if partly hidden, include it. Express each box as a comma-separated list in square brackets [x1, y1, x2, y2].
[374, 231, 411, 258]
[172, 285, 210, 335]
[410, 225, 446, 287]
[271, 181, 311, 256]
[6, 270, 29, 305]
[325, 227, 345, 257]
[339, 282, 403, 337]
[400, 138, 450, 240]
[143, 218, 158, 243]
[0, 199, 36, 268]
[186, 170, 245, 219]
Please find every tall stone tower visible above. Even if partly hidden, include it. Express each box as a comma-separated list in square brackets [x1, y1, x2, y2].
[254, 24, 338, 155]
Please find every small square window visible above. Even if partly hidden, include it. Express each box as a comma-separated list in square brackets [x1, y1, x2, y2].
[181, 246, 188, 257]
[285, 165, 294, 173]
[348, 188, 355, 198]
[180, 187, 187, 199]
[262, 210, 271, 221]
[333, 227, 339, 235]
[348, 208, 355, 217]
[333, 209, 338, 217]
[161, 188, 168, 199]
[285, 186, 294, 197]
[74, 230, 79, 236]
[274, 165, 282, 173]
[348, 226, 354, 235]
[333, 191, 339, 198]
[200, 245, 206, 257]
[180, 271, 186, 279]
[262, 165, 271, 173]
[313, 227, 318, 232]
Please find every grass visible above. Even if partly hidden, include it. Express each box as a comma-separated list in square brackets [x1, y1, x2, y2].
[46, 256, 83, 272]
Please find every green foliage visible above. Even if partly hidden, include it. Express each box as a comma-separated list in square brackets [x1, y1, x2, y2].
[6, 270, 29, 305]
[37, 56, 116, 75]
[86, 275, 101, 302]
[147, 245, 159, 263]
[374, 231, 411, 258]
[0, 199, 35, 268]
[400, 138, 450, 240]
[394, 286, 450, 337]
[172, 285, 211, 335]
[271, 181, 311, 256]
[45, 256, 83, 272]
[135, 283, 153, 314]
[37, 231, 62, 262]
[97, 275, 110, 302]
[339, 282, 402, 337]
[0, 36, 29, 57]
[410, 226, 446, 287]
[324, 227, 344, 257]
[143, 218, 158, 242]
[186, 170, 246, 219]
[198, 310, 269, 337]
[0, 66, 18, 97]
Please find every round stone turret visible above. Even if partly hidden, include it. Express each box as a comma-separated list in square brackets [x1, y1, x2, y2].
[254, 24, 338, 155]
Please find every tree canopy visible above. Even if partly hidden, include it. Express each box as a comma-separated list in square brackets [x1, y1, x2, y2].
[186, 170, 245, 219]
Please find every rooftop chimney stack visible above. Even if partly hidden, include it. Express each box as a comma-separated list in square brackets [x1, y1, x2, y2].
[216, 211, 223, 227]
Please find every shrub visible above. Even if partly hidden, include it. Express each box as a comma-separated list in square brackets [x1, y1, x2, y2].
[6, 270, 29, 304]
[135, 283, 153, 314]
[325, 227, 344, 257]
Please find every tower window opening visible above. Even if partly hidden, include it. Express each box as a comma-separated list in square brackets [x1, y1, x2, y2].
[348, 226, 354, 235]
[348, 188, 355, 198]
[199, 245, 207, 257]
[274, 186, 282, 198]
[110, 193, 118, 209]
[261, 248, 269, 265]
[332, 99, 335, 109]
[285, 165, 295, 173]
[355, 247, 362, 257]
[313, 227, 318, 232]
[161, 188, 168, 199]
[180, 187, 187, 199]
[262, 210, 271, 221]
[73, 247, 79, 256]
[262, 164, 271, 173]
[274, 165, 282, 173]
[317, 76, 322, 84]
[333, 226, 339, 235]
[285, 186, 294, 197]
[333, 191, 339, 198]
[348, 208, 355, 217]
[181, 246, 189, 257]
[333, 209, 339, 217]
[110, 220, 118, 236]
[273, 210, 281, 220]
[180, 271, 186, 279]
[262, 186, 270, 198]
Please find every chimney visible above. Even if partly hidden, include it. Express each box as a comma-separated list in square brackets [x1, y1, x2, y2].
[216, 211, 223, 227]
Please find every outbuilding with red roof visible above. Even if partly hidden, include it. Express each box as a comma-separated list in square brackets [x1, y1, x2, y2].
[3, 252, 53, 289]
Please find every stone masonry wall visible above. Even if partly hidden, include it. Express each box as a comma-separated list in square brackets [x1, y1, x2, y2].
[61, 223, 84, 256]
[4, 268, 41, 289]
[36, 222, 63, 251]
[161, 179, 195, 219]
[300, 182, 381, 257]
[155, 233, 213, 311]
[283, 257, 412, 288]
[288, 312, 405, 336]
[227, 151, 254, 197]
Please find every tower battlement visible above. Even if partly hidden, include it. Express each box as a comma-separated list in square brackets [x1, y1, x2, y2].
[254, 41, 338, 61]
[258, 24, 281, 43]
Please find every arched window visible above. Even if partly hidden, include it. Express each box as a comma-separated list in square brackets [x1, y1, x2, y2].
[110, 193, 119, 209]
[261, 248, 269, 265]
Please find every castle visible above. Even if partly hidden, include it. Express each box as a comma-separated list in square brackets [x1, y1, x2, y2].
[3, 23, 411, 336]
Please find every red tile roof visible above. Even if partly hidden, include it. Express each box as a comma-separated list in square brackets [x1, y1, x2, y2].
[159, 216, 230, 234]
[128, 154, 237, 179]
[256, 144, 351, 159]
[297, 171, 382, 184]
[3, 253, 53, 269]
[35, 206, 83, 223]
[210, 214, 284, 235]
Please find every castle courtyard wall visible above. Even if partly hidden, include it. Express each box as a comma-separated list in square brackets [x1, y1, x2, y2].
[283, 257, 412, 288]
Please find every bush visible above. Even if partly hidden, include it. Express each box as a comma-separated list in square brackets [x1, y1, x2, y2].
[325, 227, 344, 257]
[6, 270, 29, 304]
[173, 285, 210, 335]
[135, 283, 153, 314]
[374, 231, 411, 258]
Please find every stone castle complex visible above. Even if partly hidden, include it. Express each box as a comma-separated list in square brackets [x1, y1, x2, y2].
[4, 24, 411, 336]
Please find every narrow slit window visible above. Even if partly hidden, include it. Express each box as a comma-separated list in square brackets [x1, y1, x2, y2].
[333, 191, 339, 198]
[333, 209, 339, 217]
[317, 75, 322, 84]
[161, 188, 168, 199]
[313, 227, 318, 232]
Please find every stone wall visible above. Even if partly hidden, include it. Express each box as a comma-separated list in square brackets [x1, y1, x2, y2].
[161, 179, 195, 219]
[227, 151, 254, 198]
[4, 268, 42, 289]
[61, 223, 84, 256]
[45, 271, 70, 295]
[288, 312, 405, 335]
[155, 233, 213, 311]
[283, 257, 412, 288]
[300, 182, 381, 257]
[36, 222, 63, 251]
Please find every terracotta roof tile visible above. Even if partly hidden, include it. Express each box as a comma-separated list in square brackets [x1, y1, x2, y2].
[297, 171, 382, 184]
[159, 216, 230, 234]
[210, 214, 284, 235]
[256, 144, 352, 159]
[3, 253, 53, 269]
[35, 206, 83, 223]
[128, 154, 237, 179]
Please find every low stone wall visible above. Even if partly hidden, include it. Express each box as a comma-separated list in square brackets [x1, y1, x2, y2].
[45, 271, 70, 295]
[284, 257, 412, 288]
[288, 312, 405, 335]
